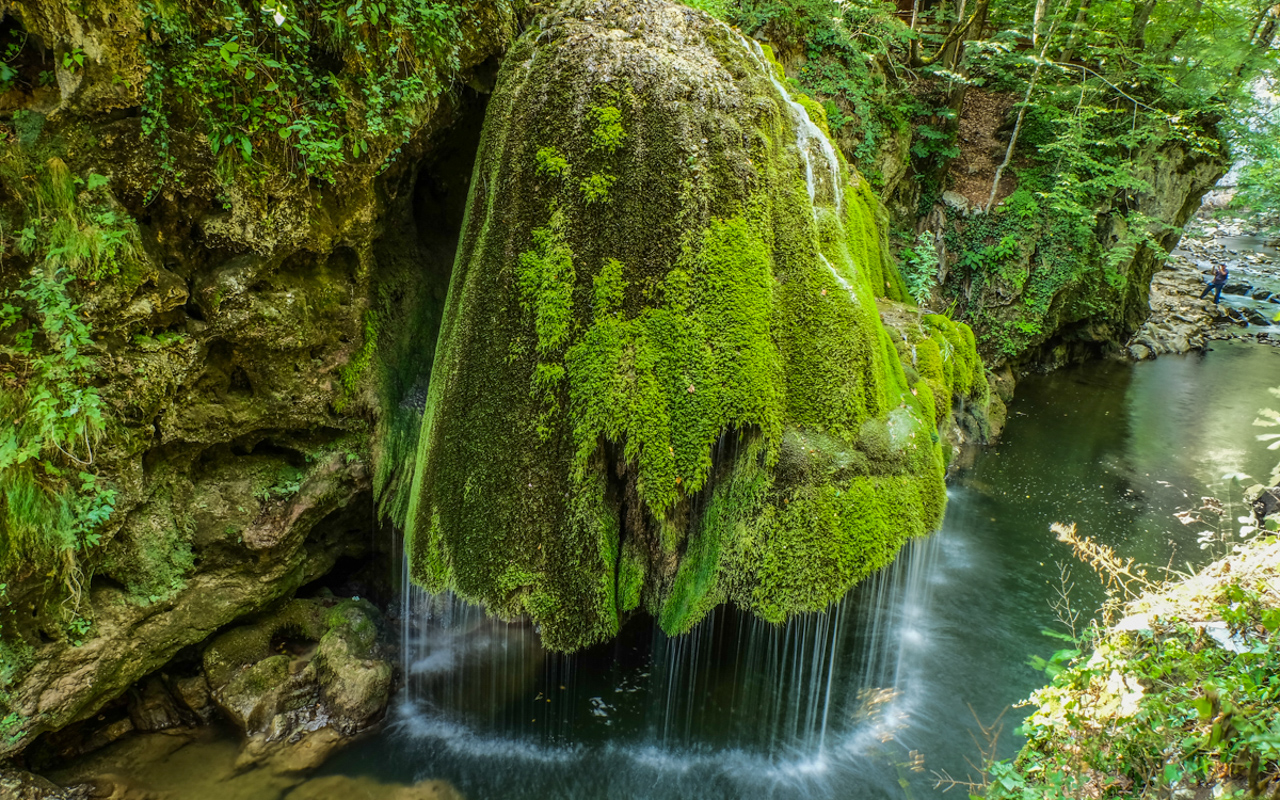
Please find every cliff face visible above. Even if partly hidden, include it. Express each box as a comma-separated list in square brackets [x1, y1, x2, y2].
[0, 0, 518, 752]
[402, 0, 973, 651]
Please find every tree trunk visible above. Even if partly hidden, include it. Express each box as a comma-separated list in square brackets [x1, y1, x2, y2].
[1128, 0, 1158, 52]
[1058, 0, 1092, 63]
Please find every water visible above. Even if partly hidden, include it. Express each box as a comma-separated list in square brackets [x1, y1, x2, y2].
[305, 339, 1280, 799]
[44, 30, 1280, 800]
[47, 341, 1280, 799]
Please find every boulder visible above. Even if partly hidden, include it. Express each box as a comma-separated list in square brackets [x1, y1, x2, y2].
[203, 598, 391, 771]
[0, 770, 88, 800]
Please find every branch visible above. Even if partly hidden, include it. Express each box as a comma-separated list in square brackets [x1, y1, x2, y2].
[1050, 61, 1162, 112]
[910, 0, 991, 68]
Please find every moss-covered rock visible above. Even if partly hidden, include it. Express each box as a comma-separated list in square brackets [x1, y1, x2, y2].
[203, 597, 391, 771]
[403, 0, 948, 650]
[0, 0, 518, 758]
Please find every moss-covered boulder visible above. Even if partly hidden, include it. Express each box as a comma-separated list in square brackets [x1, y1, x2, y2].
[203, 597, 391, 771]
[403, 0, 948, 651]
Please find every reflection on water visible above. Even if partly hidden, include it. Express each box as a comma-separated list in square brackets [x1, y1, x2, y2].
[321, 340, 1280, 799]
[53, 341, 1280, 799]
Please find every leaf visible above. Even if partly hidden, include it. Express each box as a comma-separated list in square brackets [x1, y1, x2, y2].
[1193, 696, 1213, 719]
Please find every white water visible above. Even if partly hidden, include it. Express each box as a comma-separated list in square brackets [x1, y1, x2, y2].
[394, 531, 944, 788]
[734, 35, 844, 216]
[387, 29, 926, 797]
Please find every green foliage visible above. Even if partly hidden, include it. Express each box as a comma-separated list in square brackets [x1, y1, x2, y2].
[10, 159, 142, 283]
[989, 581, 1280, 799]
[587, 105, 627, 154]
[0, 267, 114, 593]
[900, 231, 938, 306]
[0, 711, 22, 747]
[516, 209, 576, 439]
[677, 0, 732, 18]
[60, 47, 85, 72]
[535, 146, 571, 179]
[0, 149, 132, 641]
[256, 465, 306, 501]
[578, 172, 616, 203]
[337, 309, 379, 410]
[732, 0, 920, 178]
[139, 0, 486, 189]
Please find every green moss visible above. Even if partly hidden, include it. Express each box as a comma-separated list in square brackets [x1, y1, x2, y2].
[337, 309, 379, 411]
[579, 172, 617, 203]
[587, 105, 627, 154]
[401, 10, 950, 651]
[535, 146, 571, 179]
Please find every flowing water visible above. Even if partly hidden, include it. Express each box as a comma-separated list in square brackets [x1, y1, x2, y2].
[48, 340, 1280, 799]
[44, 32, 1280, 800]
[304, 338, 1280, 800]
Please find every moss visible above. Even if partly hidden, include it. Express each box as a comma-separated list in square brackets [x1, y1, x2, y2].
[401, 5, 950, 651]
[203, 599, 328, 688]
[579, 172, 617, 203]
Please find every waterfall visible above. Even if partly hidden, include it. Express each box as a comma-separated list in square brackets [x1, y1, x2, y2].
[733, 34, 844, 216]
[396, 533, 944, 761]
[390, 20, 943, 790]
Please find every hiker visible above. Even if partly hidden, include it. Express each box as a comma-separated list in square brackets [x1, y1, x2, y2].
[1199, 263, 1228, 304]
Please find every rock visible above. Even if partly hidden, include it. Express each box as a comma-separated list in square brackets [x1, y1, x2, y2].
[171, 675, 214, 721]
[203, 598, 391, 771]
[941, 190, 969, 213]
[1243, 307, 1272, 326]
[0, 0, 516, 759]
[126, 678, 185, 733]
[405, 0, 954, 650]
[0, 769, 89, 799]
[390, 780, 466, 800]
[288, 775, 465, 800]
[1248, 483, 1280, 527]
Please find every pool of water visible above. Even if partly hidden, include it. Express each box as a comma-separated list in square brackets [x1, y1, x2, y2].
[52, 340, 1280, 799]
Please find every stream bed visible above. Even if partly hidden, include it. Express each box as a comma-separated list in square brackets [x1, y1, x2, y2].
[52, 339, 1280, 799]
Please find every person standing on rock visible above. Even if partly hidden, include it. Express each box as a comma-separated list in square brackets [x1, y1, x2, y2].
[1199, 263, 1229, 304]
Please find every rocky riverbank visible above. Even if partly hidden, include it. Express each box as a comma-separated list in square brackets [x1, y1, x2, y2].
[985, 527, 1280, 799]
[1128, 214, 1280, 359]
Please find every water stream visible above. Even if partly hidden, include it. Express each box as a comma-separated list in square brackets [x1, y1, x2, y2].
[47, 340, 1280, 799]
[42, 34, 1280, 800]
[310, 338, 1280, 800]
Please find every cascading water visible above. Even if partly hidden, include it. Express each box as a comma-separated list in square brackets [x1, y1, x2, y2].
[733, 34, 844, 216]
[385, 24, 943, 799]
[394, 532, 945, 788]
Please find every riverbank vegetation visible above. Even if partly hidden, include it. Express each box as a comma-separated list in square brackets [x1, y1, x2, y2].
[973, 527, 1280, 799]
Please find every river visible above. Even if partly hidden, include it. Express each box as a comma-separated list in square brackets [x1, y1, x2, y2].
[50, 339, 1280, 799]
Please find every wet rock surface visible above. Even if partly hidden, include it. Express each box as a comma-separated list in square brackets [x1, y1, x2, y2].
[1128, 213, 1280, 360]
[202, 596, 392, 773]
[0, 769, 89, 800]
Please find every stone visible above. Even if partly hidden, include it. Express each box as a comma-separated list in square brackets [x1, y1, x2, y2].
[171, 675, 214, 721]
[941, 190, 969, 212]
[0, 769, 89, 799]
[126, 678, 185, 733]
[390, 781, 466, 800]
[203, 598, 391, 770]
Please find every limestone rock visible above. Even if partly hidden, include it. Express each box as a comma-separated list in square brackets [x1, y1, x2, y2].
[0, 769, 88, 800]
[203, 598, 391, 771]
[406, 0, 950, 651]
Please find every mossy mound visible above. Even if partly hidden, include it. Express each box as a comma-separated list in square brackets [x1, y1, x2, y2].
[403, 0, 947, 650]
